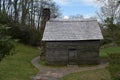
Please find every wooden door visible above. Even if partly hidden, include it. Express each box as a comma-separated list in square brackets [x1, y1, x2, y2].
[68, 49, 77, 65]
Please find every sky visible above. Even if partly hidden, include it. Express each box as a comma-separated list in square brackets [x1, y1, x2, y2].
[53, 0, 100, 19]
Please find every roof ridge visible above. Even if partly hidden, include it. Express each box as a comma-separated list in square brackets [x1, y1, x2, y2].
[49, 18, 97, 22]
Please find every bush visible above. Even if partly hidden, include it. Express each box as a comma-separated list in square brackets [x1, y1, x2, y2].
[0, 24, 16, 61]
[0, 12, 41, 46]
[108, 53, 120, 80]
[29, 28, 41, 46]
[8, 23, 41, 46]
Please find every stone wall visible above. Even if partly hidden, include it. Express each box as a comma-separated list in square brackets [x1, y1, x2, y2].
[45, 40, 100, 65]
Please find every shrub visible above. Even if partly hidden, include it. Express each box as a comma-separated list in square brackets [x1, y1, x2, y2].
[108, 53, 120, 80]
[9, 23, 41, 46]
[0, 12, 41, 46]
[0, 24, 16, 61]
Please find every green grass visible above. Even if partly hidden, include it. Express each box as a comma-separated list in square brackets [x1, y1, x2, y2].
[100, 46, 120, 58]
[0, 43, 40, 80]
[39, 59, 46, 66]
[61, 68, 111, 80]
[38, 60, 66, 68]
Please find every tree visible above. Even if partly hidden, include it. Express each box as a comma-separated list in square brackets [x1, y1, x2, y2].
[0, 0, 61, 46]
[13, 0, 19, 22]
[97, 0, 120, 23]
[0, 0, 1, 12]
[21, 0, 28, 25]
[0, 24, 16, 61]
[97, 0, 120, 45]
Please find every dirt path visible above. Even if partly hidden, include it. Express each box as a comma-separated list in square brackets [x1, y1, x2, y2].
[31, 56, 108, 80]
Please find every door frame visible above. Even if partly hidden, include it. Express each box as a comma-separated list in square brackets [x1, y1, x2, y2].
[67, 48, 77, 65]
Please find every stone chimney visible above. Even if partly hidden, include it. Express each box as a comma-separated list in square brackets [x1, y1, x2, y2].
[42, 8, 51, 21]
[40, 8, 51, 60]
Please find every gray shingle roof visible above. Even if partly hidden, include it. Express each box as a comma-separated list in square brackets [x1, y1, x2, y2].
[42, 19, 103, 41]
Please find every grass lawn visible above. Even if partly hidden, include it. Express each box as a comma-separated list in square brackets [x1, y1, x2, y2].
[100, 46, 120, 58]
[0, 43, 40, 80]
[61, 68, 111, 80]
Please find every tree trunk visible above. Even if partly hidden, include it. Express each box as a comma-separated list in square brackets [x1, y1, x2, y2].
[37, 12, 41, 29]
[13, 0, 18, 22]
[0, 0, 1, 12]
[30, 0, 33, 27]
[21, 0, 28, 25]
[2, 0, 5, 12]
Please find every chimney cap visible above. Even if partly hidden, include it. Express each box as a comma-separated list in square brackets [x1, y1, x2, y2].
[43, 8, 50, 11]
[44, 5, 50, 9]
